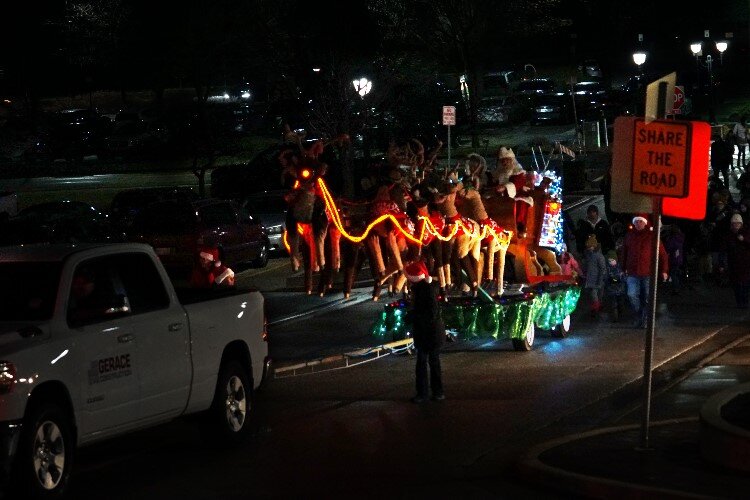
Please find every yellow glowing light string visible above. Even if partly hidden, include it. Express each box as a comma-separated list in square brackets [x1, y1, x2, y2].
[283, 178, 513, 251]
[318, 178, 512, 247]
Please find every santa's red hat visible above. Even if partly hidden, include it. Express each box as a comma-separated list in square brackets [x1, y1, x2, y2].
[632, 214, 649, 225]
[404, 260, 432, 283]
[198, 246, 220, 264]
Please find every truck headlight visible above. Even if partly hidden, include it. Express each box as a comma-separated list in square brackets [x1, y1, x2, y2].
[266, 224, 283, 235]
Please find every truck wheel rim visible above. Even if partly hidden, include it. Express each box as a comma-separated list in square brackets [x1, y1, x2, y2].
[33, 420, 65, 490]
[225, 375, 247, 432]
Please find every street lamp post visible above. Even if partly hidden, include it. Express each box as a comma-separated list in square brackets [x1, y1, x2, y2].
[690, 40, 728, 124]
[352, 77, 373, 159]
[631, 52, 647, 115]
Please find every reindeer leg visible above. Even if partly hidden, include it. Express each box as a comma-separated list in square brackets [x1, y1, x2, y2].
[495, 246, 506, 296]
[379, 231, 404, 285]
[330, 226, 341, 271]
[394, 272, 407, 294]
[487, 244, 495, 282]
[286, 218, 302, 271]
[367, 234, 385, 275]
[300, 238, 313, 295]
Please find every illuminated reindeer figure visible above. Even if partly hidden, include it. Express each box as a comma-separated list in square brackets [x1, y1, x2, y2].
[281, 126, 349, 294]
[431, 173, 483, 295]
[455, 178, 511, 295]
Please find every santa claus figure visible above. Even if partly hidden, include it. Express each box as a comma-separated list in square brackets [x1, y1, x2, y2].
[190, 246, 235, 288]
[494, 147, 533, 236]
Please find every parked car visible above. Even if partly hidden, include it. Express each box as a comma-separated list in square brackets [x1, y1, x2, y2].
[101, 120, 169, 159]
[110, 186, 200, 233]
[481, 71, 523, 96]
[578, 59, 603, 80]
[571, 81, 610, 115]
[516, 78, 557, 98]
[476, 95, 529, 126]
[24, 109, 111, 163]
[0, 200, 124, 245]
[241, 190, 288, 253]
[210, 144, 297, 200]
[129, 197, 270, 282]
[530, 93, 573, 125]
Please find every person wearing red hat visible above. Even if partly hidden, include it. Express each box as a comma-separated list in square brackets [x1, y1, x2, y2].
[724, 213, 750, 308]
[404, 259, 445, 403]
[190, 246, 235, 288]
[621, 214, 668, 328]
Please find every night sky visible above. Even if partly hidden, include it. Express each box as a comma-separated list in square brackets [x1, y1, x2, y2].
[0, 1, 747, 96]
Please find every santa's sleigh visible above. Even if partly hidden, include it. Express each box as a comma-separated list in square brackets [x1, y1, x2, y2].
[373, 175, 581, 352]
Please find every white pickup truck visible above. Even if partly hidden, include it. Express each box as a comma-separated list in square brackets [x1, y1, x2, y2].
[0, 243, 270, 498]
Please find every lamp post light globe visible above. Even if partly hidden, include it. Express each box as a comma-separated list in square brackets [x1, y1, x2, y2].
[716, 41, 728, 65]
[632, 52, 646, 73]
[690, 42, 702, 56]
[352, 77, 372, 98]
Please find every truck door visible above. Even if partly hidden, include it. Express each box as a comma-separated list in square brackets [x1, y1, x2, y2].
[115, 253, 191, 420]
[68, 258, 140, 435]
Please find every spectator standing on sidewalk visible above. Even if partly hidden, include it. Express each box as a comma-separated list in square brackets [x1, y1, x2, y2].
[404, 259, 445, 403]
[711, 130, 734, 189]
[732, 115, 748, 168]
[724, 214, 750, 309]
[575, 205, 614, 255]
[582, 235, 607, 318]
[604, 250, 627, 322]
[621, 215, 669, 329]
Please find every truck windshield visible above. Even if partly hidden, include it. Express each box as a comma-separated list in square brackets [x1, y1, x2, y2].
[0, 262, 62, 321]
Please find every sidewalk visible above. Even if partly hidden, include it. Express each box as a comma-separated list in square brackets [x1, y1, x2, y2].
[516, 282, 750, 499]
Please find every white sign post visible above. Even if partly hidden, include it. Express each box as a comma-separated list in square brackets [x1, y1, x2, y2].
[443, 106, 456, 171]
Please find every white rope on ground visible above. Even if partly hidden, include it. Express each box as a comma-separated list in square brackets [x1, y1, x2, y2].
[273, 338, 414, 378]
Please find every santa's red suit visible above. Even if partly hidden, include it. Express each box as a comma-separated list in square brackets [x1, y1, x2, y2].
[500, 172, 534, 234]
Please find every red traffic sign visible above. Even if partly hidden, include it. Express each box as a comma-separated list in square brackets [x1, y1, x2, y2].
[663, 120, 711, 220]
[631, 119, 691, 198]
[672, 86, 685, 115]
[442, 105, 456, 126]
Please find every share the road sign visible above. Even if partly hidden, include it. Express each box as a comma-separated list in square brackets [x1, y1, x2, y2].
[631, 119, 691, 198]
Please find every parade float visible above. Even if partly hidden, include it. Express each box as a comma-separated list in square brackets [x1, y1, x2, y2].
[370, 165, 580, 351]
[279, 132, 580, 351]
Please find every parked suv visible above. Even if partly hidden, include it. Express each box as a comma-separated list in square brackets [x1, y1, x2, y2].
[516, 78, 557, 97]
[129, 198, 269, 281]
[241, 190, 288, 253]
[110, 186, 200, 233]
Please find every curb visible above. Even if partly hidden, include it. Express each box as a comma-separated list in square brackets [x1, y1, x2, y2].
[516, 417, 710, 500]
[266, 288, 373, 327]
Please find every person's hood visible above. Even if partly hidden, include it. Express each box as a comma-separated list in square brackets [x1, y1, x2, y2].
[585, 216, 602, 228]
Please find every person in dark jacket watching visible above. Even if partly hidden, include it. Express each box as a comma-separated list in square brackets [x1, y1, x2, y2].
[711, 130, 734, 189]
[724, 214, 750, 308]
[576, 205, 614, 256]
[621, 214, 668, 329]
[405, 259, 445, 403]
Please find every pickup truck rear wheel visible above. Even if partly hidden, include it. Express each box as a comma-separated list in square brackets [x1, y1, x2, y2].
[15, 402, 74, 499]
[211, 360, 254, 445]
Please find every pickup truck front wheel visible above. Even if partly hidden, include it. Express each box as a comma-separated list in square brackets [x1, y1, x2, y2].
[15, 402, 73, 499]
[211, 360, 254, 445]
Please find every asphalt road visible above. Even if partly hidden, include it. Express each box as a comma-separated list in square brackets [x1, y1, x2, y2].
[60, 265, 749, 499]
